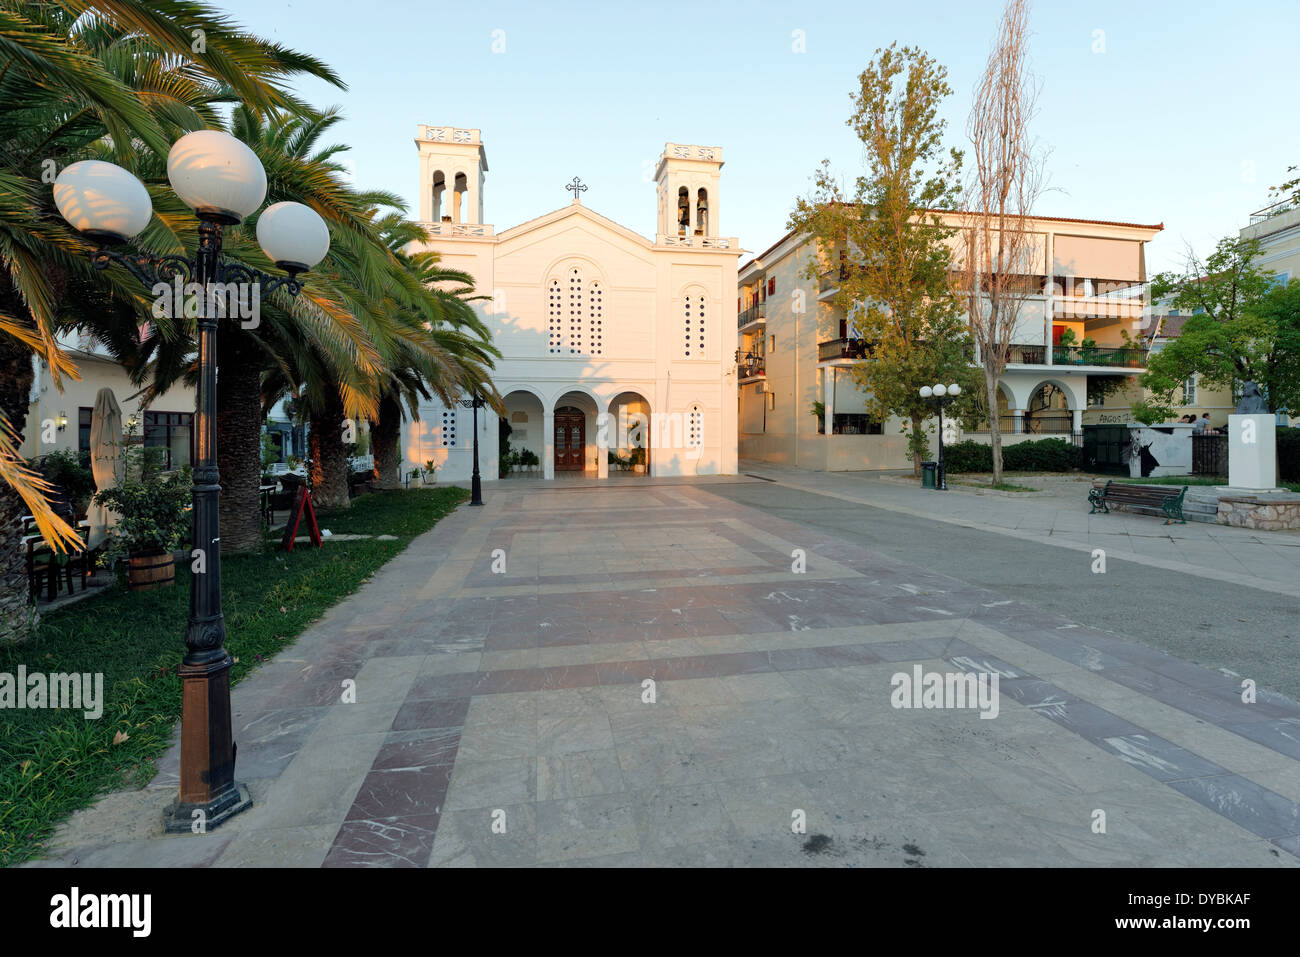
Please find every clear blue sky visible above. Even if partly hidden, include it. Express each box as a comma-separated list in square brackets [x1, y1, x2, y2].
[219, 0, 1297, 273]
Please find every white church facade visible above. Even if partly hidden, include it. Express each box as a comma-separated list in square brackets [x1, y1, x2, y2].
[400, 125, 740, 481]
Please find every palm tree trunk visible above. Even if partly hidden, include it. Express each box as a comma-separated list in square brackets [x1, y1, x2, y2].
[371, 391, 402, 490]
[216, 331, 265, 552]
[309, 389, 350, 510]
[0, 337, 37, 642]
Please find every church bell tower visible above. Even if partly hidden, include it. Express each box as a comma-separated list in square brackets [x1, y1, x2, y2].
[655, 143, 723, 241]
[415, 125, 488, 225]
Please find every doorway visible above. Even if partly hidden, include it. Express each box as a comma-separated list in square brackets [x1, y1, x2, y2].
[554, 406, 585, 471]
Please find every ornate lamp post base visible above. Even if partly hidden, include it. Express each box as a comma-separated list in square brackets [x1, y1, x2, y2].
[163, 785, 252, 834]
[161, 654, 251, 833]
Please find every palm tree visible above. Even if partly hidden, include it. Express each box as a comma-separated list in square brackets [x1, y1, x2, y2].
[0, 0, 341, 640]
[363, 224, 501, 489]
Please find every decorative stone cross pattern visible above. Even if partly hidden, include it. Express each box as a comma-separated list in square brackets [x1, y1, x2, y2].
[566, 177, 588, 201]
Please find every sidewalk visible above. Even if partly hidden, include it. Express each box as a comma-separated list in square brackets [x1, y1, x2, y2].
[738, 461, 1300, 600]
[23, 474, 1300, 868]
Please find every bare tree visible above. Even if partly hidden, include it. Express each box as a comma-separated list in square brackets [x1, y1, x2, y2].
[960, 0, 1047, 486]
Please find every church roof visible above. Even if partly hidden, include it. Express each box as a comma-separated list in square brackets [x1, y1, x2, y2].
[495, 200, 654, 248]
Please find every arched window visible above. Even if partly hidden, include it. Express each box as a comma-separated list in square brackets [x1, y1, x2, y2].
[677, 186, 689, 237]
[588, 280, 603, 356]
[432, 170, 447, 221]
[547, 265, 603, 356]
[695, 188, 708, 236]
[682, 291, 707, 359]
[547, 278, 563, 353]
[450, 172, 467, 223]
[440, 408, 458, 447]
[567, 266, 583, 355]
[687, 405, 703, 449]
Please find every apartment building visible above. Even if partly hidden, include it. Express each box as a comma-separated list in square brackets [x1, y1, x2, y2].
[737, 212, 1163, 470]
[1240, 197, 1298, 287]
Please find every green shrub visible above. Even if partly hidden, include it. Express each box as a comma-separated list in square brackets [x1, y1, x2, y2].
[36, 449, 95, 513]
[1003, 438, 1078, 472]
[944, 437, 1078, 473]
[943, 440, 992, 473]
[1279, 427, 1300, 482]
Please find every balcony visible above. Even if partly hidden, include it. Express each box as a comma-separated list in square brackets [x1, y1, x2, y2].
[736, 349, 765, 380]
[1052, 294, 1144, 322]
[818, 266, 848, 296]
[818, 338, 871, 362]
[738, 303, 766, 329]
[1250, 198, 1297, 225]
[1000, 344, 1146, 369]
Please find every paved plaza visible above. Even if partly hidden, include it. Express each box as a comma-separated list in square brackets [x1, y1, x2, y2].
[28, 468, 1300, 867]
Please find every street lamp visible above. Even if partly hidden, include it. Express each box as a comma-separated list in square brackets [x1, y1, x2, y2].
[919, 382, 961, 491]
[54, 131, 330, 833]
[457, 392, 486, 506]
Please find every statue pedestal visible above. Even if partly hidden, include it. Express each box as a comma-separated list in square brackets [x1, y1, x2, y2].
[1227, 414, 1278, 491]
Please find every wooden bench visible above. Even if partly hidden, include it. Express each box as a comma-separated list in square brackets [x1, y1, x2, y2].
[1088, 481, 1187, 524]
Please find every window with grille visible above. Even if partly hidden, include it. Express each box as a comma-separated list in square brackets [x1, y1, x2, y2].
[548, 267, 603, 356]
[567, 267, 583, 355]
[547, 278, 563, 353]
[687, 406, 703, 448]
[683, 291, 706, 358]
[440, 409, 457, 447]
[588, 281, 603, 356]
[1183, 375, 1197, 406]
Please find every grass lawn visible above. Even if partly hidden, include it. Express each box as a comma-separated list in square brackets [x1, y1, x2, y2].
[0, 486, 467, 867]
[1097, 475, 1300, 493]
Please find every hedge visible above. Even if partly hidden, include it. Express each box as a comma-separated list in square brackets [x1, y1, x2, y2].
[944, 438, 1079, 473]
[1280, 427, 1300, 482]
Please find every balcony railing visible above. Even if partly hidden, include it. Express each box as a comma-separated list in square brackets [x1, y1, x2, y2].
[736, 350, 765, 378]
[819, 266, 847, 294]
[965, 418, 1082, 439]
[1051, 345, 1146, 368]
[1001, 344, 1146, 368]
[1250, 198, 1297, 225]
[738, 303, 766, 328]
[818, 337, 871, 362]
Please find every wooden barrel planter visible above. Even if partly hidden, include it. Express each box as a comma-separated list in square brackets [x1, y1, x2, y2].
[128, 548, 175, 591]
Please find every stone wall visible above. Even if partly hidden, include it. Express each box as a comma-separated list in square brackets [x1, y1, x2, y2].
[1217, 495, 1300, 530]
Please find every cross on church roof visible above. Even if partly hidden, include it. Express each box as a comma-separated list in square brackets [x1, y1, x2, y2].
[565, 177, 587, 202]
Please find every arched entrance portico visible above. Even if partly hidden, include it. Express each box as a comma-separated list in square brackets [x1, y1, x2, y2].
[500, 389, 545, 479]
[607, 391, 653, 478]
[547, 390, 601, 479]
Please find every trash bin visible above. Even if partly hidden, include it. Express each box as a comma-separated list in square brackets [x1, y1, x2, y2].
[921, 461, 937, 489]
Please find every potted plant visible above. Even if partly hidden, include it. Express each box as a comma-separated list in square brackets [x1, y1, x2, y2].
[519, 448, 540, 473]
[92, 444, 192, 592]
[630, 446, 647, 474]
[421, 459, 438, 485]
[407, 467, 420, 488]
[1055, 326, 1079, 364]
[811, 400, 826, 435]
[1079, 336, 1100, 366]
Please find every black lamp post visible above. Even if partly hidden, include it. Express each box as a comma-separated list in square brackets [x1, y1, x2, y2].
[54, 131, 331, 833]
[459, 392, 486, 506]
[919, 382, 962, 491]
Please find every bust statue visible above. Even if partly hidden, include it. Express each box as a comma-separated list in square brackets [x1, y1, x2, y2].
[1235, 381, 1268, 414]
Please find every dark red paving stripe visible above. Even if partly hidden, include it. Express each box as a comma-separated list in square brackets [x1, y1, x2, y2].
[405, 637, 967, 701]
